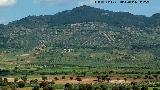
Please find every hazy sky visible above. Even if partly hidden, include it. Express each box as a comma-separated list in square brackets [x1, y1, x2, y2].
[0, 0, 159, 24]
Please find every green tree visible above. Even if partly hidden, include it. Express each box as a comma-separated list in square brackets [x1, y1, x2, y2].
[21, 76, 27, 82]
[64, 83, 72, 90]
[62, 76, 66, 79]
[40, 81, 48, 88]
[17, 81, 25, 88]
[141, 86, 148, 90]
[42, 76, 48, 81]
[54, 77, 59, 81]
[70, 76, 73, 80]
[14, 78, 19, 83]
[124, 78, 127, 82]
[97, 76, 101, 82]
[33, 86, 40, 90]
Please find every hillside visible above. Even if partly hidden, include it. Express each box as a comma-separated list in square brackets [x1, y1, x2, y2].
[8, 5, 160, 28]
[0, 5, 160, 68]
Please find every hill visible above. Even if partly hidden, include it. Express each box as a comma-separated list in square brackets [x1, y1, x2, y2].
[0, 5, 160, 68]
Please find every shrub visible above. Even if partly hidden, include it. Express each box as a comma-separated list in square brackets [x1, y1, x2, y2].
[21, 76, 27, 82]
[112, 86, 119, 90]
[14, 78, 19, 82]
[3, 78, 8, 83]
[85, 84, 93, 90]
[70, 77, 73, 80]
[141, 86, 148, 90]
[17, 81, 25, 88]
[62, 76, 65, 79]
[100, 85, 107, 90]
[54, 77, 59, 81]
[64, 83, 72, 90]
[132, 86, 140, 90]
[153, 88, 159, 90]
[76, 77, 82, 81]
[79, 84, 86, 90]
[40, 81, 48, 88]
[42, 76, 48, 81]
[33, 86, 40, 90]
[49, 80, 55, 84]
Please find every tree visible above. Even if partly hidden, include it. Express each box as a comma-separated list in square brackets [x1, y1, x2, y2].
[112, 86, 119, 90]
[40, 81, 48, 88]
[10, 85, 17, 90]
[106, 78, 111, 83]
[21, 76, 27, 82]
[64, 83, 72, 90]
[141, 86, 148, 90]
[97, 76, 101, 82]
[54, 77, 59, 81]
[117, 78, 120, 81]
[102, 76, 106, 81]
[119, 86, 127, 90]
[124, 78, 127, 82]
[17, 81, 25, 88]
[153, 88, 159, 90]
[0, 77, 3, 82]
[95, 87, 101, 90]
[62, 76, 66, 79]
[3, 78, 8, 83]
[76, 77, 82, 82]
[85, 84, 93, 90]
[1, 87, 8, 90]
[50, 80, 55, 84]
[33, 86, 40, 90]
[70, 76, 73, 80]
[79, 84, 86, 90]
[42, 76, 48, 81]
[14, 78, 19, 82]
[131, 82, 137, 86]
[132, 86, 140, 90]
[153, 75, 159, 81]
[43, 85, 55, 90]
[100, 85, 107, 90]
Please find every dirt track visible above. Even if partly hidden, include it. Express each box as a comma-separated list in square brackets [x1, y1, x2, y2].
[6, 76, 134, 84]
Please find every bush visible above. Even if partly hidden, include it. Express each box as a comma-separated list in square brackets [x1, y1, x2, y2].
[112, 86, 119, 90]
[85, 84, 93, 90]
[54, 77, 59, 81]
[17, 81, 25, 88]
[62, 76, 65, 79]
[76, 77, 82, 81]
[3, 78, 8, 83]
[64, 83, 72, 90]
[132, 86, 140, 90]
[79, 84, 86, 90]
[100, 85, 107, 90]
[40, 81, 48, 88]
[43, 85, 55, 90]
[42, 76, 48, 81]
[141, 86, 148, 90]
[1, 87, 8, 90]
[49, 80, 55, 84]
[33, 86, 40, 90]
[14, 78, 19, 82]
[153, 88, 159, 90]
[21, 76, 27, 82]
[119, 86, 127, 90]
[70, 77, 73, 80]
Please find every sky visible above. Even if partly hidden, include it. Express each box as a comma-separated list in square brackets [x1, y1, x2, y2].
[0, 0, 159, 24]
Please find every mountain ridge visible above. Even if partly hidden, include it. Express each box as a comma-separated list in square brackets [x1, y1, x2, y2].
[7, 5, 160, 28]
[0, 5, 160, 67]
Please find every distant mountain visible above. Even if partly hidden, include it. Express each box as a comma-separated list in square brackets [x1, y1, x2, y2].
[1, 5, 160, 67]
[8, 5, 160, 28]
[0, 5, 159, 50]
